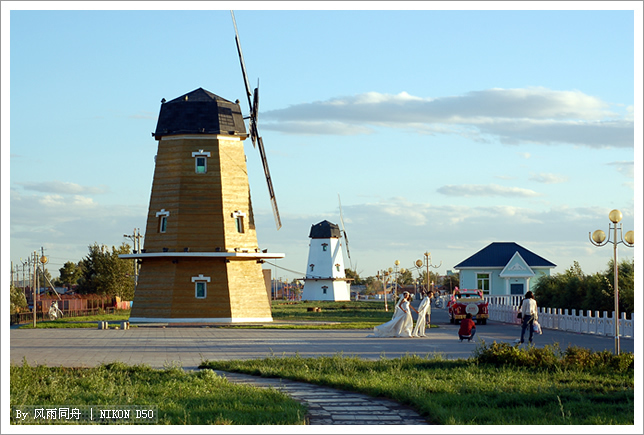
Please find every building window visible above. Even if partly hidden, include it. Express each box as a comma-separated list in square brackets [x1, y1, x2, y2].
[322, 243, 328, 251]
[232, 210, 246, 233]
[196, 157, 207, 173]
[195, 282, 206, 298]
[156, 209, 170, 233]
[335, 264, 341, 272]
[192, 150, 211, 174]
[310, 264, 315, 272]
[477, 273, 490, 295]
[192, 274, 211, 299]
[322, 286, 328, 295]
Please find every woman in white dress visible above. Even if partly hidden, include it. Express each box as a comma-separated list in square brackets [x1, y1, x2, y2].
[368, 292, 417, 338]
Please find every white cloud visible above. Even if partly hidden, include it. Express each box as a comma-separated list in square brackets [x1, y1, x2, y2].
[607, 161, 634, 178]
[10, 188, 145, 264]
[257, 198, 635, 277]
[436, 184, 542, 198]
[261, 87, 633, 148]
[17, 180, 109, 195]
[529, 173, 569, 184]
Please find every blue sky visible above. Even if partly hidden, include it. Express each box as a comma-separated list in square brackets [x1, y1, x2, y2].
[4, 2, 642, 286]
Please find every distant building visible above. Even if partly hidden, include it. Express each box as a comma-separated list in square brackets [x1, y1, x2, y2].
[301, 220, 351, 301]
[454, 242, 556, 296]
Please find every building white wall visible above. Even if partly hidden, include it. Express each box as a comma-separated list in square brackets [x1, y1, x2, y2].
[302, 237, 349, 301]
[301, 280, 350, 301]
[305, 238, 345, 279]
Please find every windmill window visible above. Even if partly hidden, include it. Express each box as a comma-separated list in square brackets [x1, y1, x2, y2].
[335, 264, 341, 272]
[232, 210, 246, 233]
[192, 274, 211, 299]
[156, 209, 170, 233]
[310, 264, 315, 272]
[322, 243, 328, 251]
[192, 150, 211, 174]
[322, 286, 328, 295]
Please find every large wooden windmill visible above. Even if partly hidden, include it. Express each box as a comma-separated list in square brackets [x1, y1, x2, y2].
[123, 12, 283, 323]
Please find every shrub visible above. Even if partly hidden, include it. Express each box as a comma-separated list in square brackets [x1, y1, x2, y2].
[473, 341, 633, 373]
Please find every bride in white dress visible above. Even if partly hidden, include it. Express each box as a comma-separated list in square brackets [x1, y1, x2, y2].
[368, 292, 416, 338]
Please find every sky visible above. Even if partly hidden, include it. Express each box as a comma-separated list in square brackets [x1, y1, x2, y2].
[3, 2, 642, 289]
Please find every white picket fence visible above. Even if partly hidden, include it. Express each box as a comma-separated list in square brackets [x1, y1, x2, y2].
[485, 295, 634, 338]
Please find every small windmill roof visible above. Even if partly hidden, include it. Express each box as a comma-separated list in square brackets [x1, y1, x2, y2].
[153, 88, 247, 139]
[454, 242, 556, 269]
[309, 220, 341, 239]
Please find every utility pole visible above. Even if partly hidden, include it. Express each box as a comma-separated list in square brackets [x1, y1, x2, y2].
[33, 251, 38, 327]
[124, 228, 143, 286]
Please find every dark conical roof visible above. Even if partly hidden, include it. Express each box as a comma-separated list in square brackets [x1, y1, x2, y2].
[309, 220, 341, 239]
[153, 88, 247, 139]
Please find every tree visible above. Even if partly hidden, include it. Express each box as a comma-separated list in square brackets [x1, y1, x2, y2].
[533, 259, 634, 315]
[345, 268, 365, 285]
[10, 283, 28, 314]
[441, 274, 459, 293]
[364, 276, 383, 295]
[36, 266, 52, 289]
[77, 242, 135, 300]
[58, 261, 82, 290]
[417, 270, 440, 291]
[397, 269, 414, 286]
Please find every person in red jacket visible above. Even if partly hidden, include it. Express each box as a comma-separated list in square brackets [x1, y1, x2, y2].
[458, 312, 477, 342]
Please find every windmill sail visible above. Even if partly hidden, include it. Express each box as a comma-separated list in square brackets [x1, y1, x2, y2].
[338, 194, 352, 269]
[231, 11, 282, 230]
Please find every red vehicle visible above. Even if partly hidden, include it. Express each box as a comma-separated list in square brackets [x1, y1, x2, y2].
[448, 288, 489, 325]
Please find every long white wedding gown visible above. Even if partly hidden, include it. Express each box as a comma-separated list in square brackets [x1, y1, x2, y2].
[368, 297, 413, 338]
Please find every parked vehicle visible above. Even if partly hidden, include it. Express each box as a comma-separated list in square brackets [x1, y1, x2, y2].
[447, 289, 489, 325]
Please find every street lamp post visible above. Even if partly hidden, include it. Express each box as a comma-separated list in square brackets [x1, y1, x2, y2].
[376, 270, 389, 311]
[415, 252, 441, 295]
[589, 209, 634, 355]
[393, 260, 400, 301]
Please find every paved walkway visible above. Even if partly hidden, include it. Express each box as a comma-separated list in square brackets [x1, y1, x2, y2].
[8, 307, 634, 425]
[211, 371, 428, 425]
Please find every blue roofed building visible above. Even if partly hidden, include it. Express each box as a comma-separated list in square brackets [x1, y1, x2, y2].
[454, 242, 556, 296]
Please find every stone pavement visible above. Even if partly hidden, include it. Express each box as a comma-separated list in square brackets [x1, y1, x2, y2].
[210, 371, 428, 425]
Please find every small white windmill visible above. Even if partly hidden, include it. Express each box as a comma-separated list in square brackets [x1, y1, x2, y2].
[300, 208, 352, 302]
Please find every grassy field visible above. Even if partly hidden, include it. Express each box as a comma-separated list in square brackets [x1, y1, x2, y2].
[200, 342, 635, 425]
[18, 300, 414, 329]
[17, 311, 133, 329]
[10, 362, 307, 425]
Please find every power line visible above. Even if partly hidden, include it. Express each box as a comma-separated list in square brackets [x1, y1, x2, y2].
[263, 261, 305, 277]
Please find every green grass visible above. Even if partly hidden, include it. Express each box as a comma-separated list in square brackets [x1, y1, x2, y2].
[10, 361, 307, 425]
[18, 310, 133, 329]
[200, 342, 634, 425]
[268, 299, 438, 329]
[19, 301, 425, 330]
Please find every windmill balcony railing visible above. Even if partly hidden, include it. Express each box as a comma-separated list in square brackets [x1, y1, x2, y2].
[484, 295, 634, 338]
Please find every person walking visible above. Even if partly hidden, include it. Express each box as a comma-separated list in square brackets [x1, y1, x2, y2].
[412, 290, 431, 337]
[520, 291, 539, 344]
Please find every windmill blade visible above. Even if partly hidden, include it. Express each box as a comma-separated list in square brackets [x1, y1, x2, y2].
[231, 11, 281, 230]
[257, 136, 282, 230]
[231, 11, 258, 147]
[338, 194, 353, 269]
[231, 11, 253, 109]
